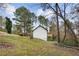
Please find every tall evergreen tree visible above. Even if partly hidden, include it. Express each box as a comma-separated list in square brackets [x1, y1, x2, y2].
[38, 15, 49, 28]
[14, 6, 36, 36]
[5, 17, 12, 34]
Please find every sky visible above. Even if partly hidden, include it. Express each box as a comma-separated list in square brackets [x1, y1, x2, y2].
[0, 3, 75, 26]
[0, 3, 56, 27]
[0, 3, 56, 19]
[0, 3, 40, 18]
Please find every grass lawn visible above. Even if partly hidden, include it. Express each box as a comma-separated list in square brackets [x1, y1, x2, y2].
[0, 32, 79, 56]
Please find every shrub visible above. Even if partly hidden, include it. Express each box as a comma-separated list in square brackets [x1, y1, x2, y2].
[63, 39, 79, 47]
[47, 35, 56, 41]
[0, 29, 6, 32]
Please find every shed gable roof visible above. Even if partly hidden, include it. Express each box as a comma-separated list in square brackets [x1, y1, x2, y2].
[33, 25, 48, 32]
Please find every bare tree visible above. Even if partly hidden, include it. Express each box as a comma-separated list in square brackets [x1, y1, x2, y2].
[62, 3, 66, 42]
[55, 3, 60, 43]
[41, 3, 79, 45]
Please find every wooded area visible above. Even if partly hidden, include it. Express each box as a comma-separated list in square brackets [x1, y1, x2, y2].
[0, 3, 79, 47]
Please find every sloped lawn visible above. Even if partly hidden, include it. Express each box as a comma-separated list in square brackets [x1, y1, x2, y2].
[0, 32, 79, 56]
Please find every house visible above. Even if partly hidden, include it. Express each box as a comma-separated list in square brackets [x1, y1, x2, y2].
[33, 25, 48, 41]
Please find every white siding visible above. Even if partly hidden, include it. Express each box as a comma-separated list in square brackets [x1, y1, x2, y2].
[33, 27, 47, 41]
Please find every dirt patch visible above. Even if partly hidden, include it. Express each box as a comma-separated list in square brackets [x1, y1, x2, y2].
[0, 42, 14, 49]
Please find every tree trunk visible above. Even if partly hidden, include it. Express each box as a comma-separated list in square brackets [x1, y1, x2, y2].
[62, 23, 66, 42]
[24, 22, 26, 36]
[62, 4, 66, 42]
[56, 3, 60, 43]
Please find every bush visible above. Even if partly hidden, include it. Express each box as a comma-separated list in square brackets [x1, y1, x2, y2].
[47, 35, 56, 41]
[63, 39, 79, 46]
[47, 36, 52, 41]
[0, 29, 6, 32]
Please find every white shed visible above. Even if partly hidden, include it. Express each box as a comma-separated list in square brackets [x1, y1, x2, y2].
[33, 25, 48, 41]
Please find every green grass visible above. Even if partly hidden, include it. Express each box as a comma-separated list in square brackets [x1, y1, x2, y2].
[0, 32, 79, 56]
